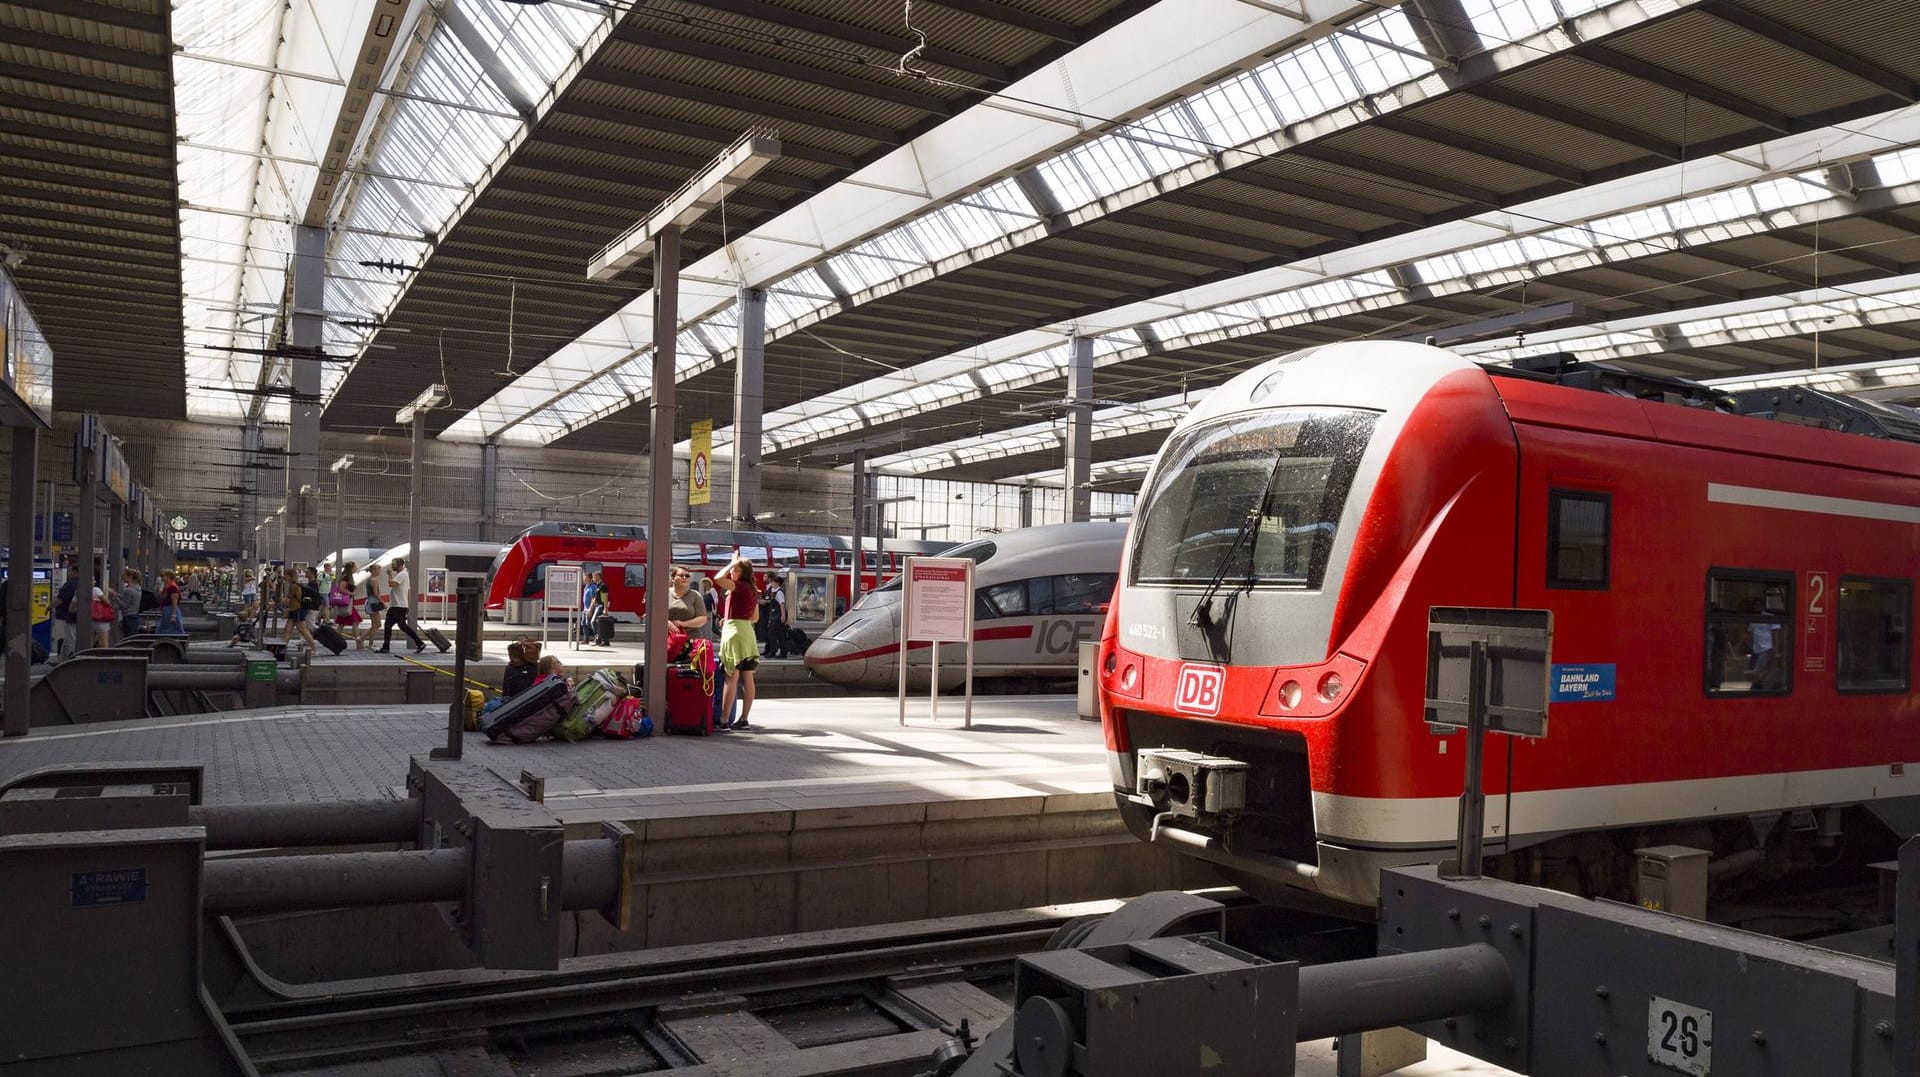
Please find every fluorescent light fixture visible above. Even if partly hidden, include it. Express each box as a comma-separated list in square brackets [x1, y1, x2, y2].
[396, 383, 450, 424]
[330, 454, 355, 472]
[587, 131, 782, 281]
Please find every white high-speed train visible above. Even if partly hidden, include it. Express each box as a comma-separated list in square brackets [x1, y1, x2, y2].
[803, 521, 1126, 691]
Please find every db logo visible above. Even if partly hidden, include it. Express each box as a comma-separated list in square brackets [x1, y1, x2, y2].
[1174, 663, 1224, 716]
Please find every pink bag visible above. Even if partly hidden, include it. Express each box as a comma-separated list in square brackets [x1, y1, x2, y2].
[597, 696, 647, 739]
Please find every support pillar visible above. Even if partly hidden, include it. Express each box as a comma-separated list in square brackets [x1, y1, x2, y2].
[408, 412, 424, 577]
[479, 440, 499, 542]
[74, 427, 96, 650]
[240, 422, 261, 563]
[730, 286, 765, 526]
[1065, 334, 1093, 523]
[6, 426, 37, 736]
[1019, 484, 1034, 528]
[849, 450, 865, 607]
[283, 225, 324, 565]
[107, 495, 125, 635]
[642, 225, 681, 730]
[335, 474, 346, 569]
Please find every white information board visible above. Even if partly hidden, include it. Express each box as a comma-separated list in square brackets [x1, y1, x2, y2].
[900, 556, 975, 727]
[904, 557, 972, 642]
[545, 564, 583, 612]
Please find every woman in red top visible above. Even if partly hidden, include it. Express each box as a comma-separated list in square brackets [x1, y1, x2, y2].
[158, 571, 186, 635]
[711, 554, 760, 730]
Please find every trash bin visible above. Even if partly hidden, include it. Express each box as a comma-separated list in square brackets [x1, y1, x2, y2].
[215, 613, 237, 641]
[1077, 641, 1099, 721]
[504, 598, 538, 625]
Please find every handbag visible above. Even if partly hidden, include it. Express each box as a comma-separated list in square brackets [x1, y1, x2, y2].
[89, 598, 115, 621]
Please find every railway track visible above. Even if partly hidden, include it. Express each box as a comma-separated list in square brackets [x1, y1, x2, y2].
[233, 905, 1101, 1075]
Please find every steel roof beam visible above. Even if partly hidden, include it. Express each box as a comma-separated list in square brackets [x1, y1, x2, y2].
[1686, 249, 1818, 289]
[0, 58, 168, 106]
[0, 180, 172, 219]
[1292, 144, 1502, 206]
[1062, 232, 1247, 273]
[1, 24, 170, 71]
[2, 161, 173, 202]
[531, 131, 824, 194]
[23, 247, 178, 275]
[678, 0, 1011, 82]
[496, 161, 789, 214]
[1579, 45, 1792, 134]
[583, 68, 899, 142]
[1162, 189, 1358, 243]
[608, 22, 957, 115]
[6, 0, 167, 35]
[1220, 167, 1429, 225]
[550, 101, 858, 170]
[1467, 84, 1682, 159]
[23, 267, 179, 299]
[1369, 114, 1585, 184]
[1697, 0, 1915, 103]
[0, 212, 175, 245]
[0, 89, 170, 136]
[0, 143, 172, 181]
[436, 0, 538, 117]
[924, 0, 1080, 43]
[0, 120, 172, 163]
[1104, 207, 1287, 254]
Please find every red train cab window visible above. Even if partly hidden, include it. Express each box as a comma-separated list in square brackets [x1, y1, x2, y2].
[1547, 490, 1610, 590]
[1705, 570, 1793, 697]
[1837, 577, 1911, 695]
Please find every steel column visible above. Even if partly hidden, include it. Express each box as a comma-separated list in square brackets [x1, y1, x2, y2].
[1065, 334, 1093, 523]
[106, 493, 124, 635]
[5, 427, 36, 736]
[1898, 835, 1919, 1074]
[643, 224, 681, 730]
[284, 225, 324, 564]
[408, 410, 424, 584]
[1018, 484, 1033, 528]
[334, 472, 345, 569]
[74, 428, 95, 648]
[730, 285, 766, 525]
[479, 440, 498, 542]
[240, 421, 260, 563]
[850, 450, 865, 607]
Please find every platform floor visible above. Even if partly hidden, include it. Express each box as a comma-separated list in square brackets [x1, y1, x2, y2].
[0, 694, 1106, 816]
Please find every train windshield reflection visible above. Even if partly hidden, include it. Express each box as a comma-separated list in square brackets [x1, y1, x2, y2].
[1131, 408, 1376, 590]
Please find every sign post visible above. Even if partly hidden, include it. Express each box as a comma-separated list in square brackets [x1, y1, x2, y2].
[1424, 607, 1552, 879]
[899, 556, 975, 728]
[545, 563, 582, 654]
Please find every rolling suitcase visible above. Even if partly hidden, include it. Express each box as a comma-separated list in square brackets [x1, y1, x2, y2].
[786, 625, 809, 655]
[424, 626, 452, 653]
[313, 622, 349, 655]
[664, 666, 714, 735]
[484, 676, 567, 740]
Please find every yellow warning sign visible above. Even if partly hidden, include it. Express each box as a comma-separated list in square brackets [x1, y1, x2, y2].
[689, 418, 712, 507]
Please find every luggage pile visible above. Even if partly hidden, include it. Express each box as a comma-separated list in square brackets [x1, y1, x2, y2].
[484, 668, 654, 744]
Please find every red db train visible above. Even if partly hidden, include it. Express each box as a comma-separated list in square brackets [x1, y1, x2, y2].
[1099, 341, 1920, 909]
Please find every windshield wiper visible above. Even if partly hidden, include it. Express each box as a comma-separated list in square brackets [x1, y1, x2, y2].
[1187, 506, 1262, 629]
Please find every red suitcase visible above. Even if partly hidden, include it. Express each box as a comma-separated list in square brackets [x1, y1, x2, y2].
[664, 665, 714, 735]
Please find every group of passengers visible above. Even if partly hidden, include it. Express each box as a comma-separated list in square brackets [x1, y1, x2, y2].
[233, 557, 428, 657]
[502, 554, 766, 731]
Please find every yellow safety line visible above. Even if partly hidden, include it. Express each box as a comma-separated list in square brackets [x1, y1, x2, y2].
[393, 652, 498, 694]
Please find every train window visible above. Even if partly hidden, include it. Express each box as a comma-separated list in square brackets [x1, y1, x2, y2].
[1047, 573, 1119, 614]
[1837, 577, 1910, 694]
[1131, 408, 1376, 590]
[623, 564, 647, 589]
[1547, 490, 1610, 590]
[980, 580, 1029, 618]
[772, 547, 801, 568]
[864, 551, 881, 570]
[804, 549, 833, 567]
[1705, 570, 1794, 697]
[672, 544, 702, 563]
[445, 554, 496, 574]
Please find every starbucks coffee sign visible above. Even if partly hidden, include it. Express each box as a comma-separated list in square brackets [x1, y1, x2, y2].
[168, 515, 227, 552]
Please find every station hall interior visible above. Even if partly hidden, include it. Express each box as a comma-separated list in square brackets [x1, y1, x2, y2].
[3, 0, 1920, 1074]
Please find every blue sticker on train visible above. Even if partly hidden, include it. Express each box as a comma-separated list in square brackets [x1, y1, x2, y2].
[72, 868, 147, 908]
[1550, 663, 1615, 702]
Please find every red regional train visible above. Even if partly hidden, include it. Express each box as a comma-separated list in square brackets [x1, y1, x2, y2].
[1099, 340, 1920, 910]
[484, 522, 948, 631]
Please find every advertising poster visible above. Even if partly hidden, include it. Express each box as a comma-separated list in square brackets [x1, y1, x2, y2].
[689, 418, 712, 507]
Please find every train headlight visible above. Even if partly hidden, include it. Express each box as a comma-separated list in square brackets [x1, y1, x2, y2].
[1278, 680, 1302, 709]
[1120, 663, 1139, 691]
[1318, 672, 1344, 703]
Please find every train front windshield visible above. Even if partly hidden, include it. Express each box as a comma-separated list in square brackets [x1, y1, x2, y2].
[1131, 408, 1376, 590]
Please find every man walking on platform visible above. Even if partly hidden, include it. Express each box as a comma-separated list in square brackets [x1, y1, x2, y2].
[378, 556, 427, 653]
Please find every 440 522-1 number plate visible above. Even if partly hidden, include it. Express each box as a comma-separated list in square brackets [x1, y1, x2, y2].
[1647, 995, 1712, 1075]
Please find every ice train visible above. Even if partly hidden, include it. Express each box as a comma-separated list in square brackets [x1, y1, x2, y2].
[805, 521, 1126, 691]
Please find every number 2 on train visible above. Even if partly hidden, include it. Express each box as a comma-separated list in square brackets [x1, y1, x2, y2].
[1646, 996, 1711, 1075]
[1174, 663, 1224, 716]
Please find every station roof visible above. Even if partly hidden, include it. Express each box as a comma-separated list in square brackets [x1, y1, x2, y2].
[0, 0, 184, 418]
[4, 0, 1920, 499]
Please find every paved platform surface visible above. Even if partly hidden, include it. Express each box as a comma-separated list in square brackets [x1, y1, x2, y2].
[0, 695, 1106, 818]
